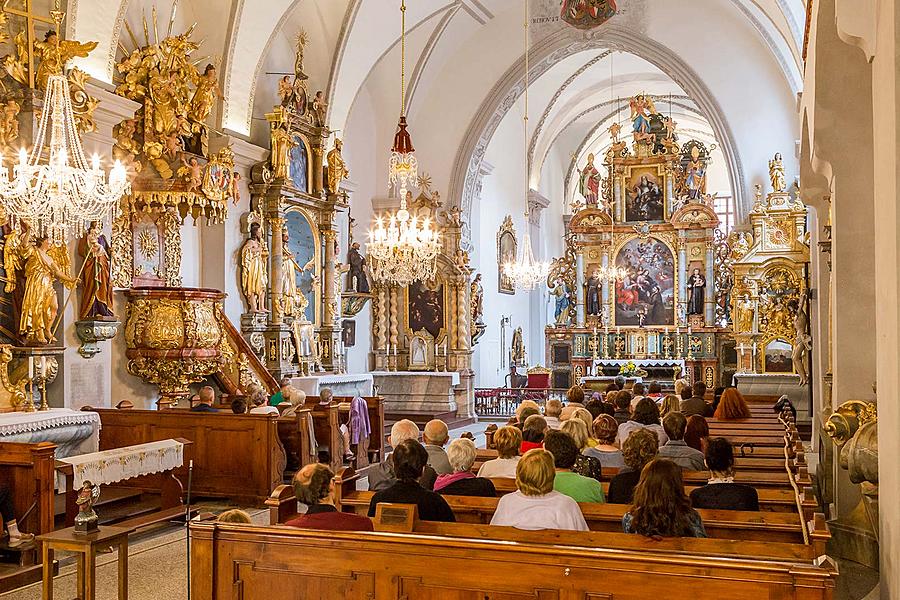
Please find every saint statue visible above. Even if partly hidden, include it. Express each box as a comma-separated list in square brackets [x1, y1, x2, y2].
[791, 296, 812, 386]
[735, 294, 755, 333]
[551, 279, 572, 326]
[20, 237, 77, 345]
[189, 64, 219, 124]
[687, 268, 706, 315]
[684, 146, 707, 200]
[270, 125, 293, 180]
[769, 152, 786, 192]
[471, 273, 484, 325]
[240, 222, 268, 314]
[629, 94, 656, 143]
[578, 153, 600, 206]
[34, 30, 98, 91]
[347, 242, 370, 293]
[510, 326, 525, 366]
[282, 231, 315, 318]
[77, 222, 114, 320]
[586, 269, 601, 315]
[326, 138, 349, 193]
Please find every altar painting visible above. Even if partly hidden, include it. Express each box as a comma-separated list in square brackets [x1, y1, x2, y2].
[284, 209, 318, 323]
[764, 339, 793, 373]
[289, 134, 310, 193]
[497, 217, 517, 295]
[624, 167, 665, 222]
[614, 237, 675, 326]
[407, 280, 445, 340]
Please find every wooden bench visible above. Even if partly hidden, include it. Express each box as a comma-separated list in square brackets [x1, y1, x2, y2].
[88, 408, 286, 504]
[190, 520, 836, 598]
[294, 396, 386, 473]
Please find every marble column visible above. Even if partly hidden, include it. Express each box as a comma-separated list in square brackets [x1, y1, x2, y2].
[704, 241, 715, 326]
[677, 236, 688, 325]
[575, 248, 585, 326]
[268, 214, 286, 324]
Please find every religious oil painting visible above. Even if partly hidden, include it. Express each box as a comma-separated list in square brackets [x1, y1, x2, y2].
[614, 237, 675, 326]
[407, 280, 445, 339]
[497, 216, 517, 295]
[624, 168, 665, 222]
[764, 339, 793, 373]
[284, 209, 318, 323]
[290, 134, 310, 193]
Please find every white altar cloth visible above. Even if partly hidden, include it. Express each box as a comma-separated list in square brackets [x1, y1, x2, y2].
[0, 408, 100, 437]
[293, 373, 374, 398]
[58, 439, 184, 488]
[591, 358, 686, 370]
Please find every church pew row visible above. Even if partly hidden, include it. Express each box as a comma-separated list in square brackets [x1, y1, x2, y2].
[190, 520, 837, 600]
[88, 408, 287, 504]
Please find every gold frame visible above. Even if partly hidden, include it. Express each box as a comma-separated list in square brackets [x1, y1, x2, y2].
[407, 328, 436, 371]
[497, 215, 517, 295]
[403, 279, 449, 345]
[620, 162, 669, 222]
[284, 205, 322, 327]
[609, 234, 679, 328]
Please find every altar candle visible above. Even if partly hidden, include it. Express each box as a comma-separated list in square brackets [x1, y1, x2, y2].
[394, 345, 398, 356]
[28, 356, 33, 380]
[593, 326, 597, 336]
[688, 326, 692, 335]
[40, 356, 46, 376]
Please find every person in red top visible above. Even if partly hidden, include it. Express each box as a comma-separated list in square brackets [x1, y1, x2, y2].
[520, 414, 548, 453]
[285, 464, 374, 532]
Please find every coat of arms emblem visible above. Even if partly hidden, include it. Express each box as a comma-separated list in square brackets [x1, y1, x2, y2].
[560, 0, 617, 30]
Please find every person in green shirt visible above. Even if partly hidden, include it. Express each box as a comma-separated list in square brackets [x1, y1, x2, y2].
[544, 430, 605, 503]
[269, 377, 293, 406]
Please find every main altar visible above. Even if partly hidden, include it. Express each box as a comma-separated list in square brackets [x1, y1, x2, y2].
[545, 95, 730, 390]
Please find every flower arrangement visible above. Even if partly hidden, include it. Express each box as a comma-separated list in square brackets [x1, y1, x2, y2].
[618, 362, 648, 378]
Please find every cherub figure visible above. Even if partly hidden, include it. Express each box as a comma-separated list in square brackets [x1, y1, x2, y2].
[231, 171, 242, 205]
[278, 76, 293, 107]
[179, 156, 203, 191]
[164, 132, 183, 159]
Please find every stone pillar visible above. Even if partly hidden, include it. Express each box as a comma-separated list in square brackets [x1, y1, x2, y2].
[704, 241, 715, 326]
[575, 248, 585, 326]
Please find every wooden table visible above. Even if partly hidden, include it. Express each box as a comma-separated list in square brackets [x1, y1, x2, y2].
[37, 526, 133, 600]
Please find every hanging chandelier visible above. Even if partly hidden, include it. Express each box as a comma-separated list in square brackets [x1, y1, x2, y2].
[502, 0, 549, 291]
[0, 6, 128, 244]
[367, 0, 441, 287]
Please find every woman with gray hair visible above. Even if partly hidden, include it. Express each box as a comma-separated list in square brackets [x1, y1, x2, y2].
[433, 438, 496, 497]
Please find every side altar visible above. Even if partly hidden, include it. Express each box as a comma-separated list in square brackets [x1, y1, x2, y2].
[545, 95, 729, 390]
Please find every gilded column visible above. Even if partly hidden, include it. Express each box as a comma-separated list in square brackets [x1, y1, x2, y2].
[600, 246, 610, 312]
[312, 146, 325, 195]
[677, 234, 688, 324]
[269, 214, 286, 325]
[705, 240, 715, 326]
[375, 285, 387, 369]
[448, 284, 458, 371]
[457, 281, 470, 367]
[575, 247, 585, 326]
[322, 228, 338, 324]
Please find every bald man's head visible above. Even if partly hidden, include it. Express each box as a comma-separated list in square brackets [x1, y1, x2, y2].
[423, 419, 449, 447]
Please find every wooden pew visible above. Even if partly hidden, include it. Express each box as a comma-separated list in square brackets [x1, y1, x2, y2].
[193, 521, 836, 598]
[277, 408, 315, 473]
[88, 408, 285, 505]
[334, 395, 385, 469]
[296, 397, 386, 473]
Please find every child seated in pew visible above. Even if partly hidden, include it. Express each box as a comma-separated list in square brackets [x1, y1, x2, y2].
[434, 438, 496, 497]
[622, 459, 707, 538]
[368, 439, 455, 523]
[544, 431, 604, 503]
[477, 426, 522, 479]
[217, 509, 252, 524]
[288, 464, 374, 531]
[490, 449, 588, 532]
[607, 428, 659, 504]
[689, 437, 760, 511]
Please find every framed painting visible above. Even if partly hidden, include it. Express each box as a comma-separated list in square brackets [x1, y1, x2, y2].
[284, 208, 319, 324]
[763, 339, 793, 373]
[406, 279, 445, 340]
[497, 215, 517, 295]
[624, 166, 666, 222]
[289, 134, 311, 194]
[614, 236, 676, 327]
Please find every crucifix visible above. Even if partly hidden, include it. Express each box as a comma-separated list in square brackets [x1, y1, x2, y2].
[3, 0, 59, 90]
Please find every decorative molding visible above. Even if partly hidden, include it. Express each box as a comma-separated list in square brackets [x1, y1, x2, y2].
[527, 189, 550, 226]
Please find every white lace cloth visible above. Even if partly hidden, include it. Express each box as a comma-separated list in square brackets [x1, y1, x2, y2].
[0, 408, 101, 437]
[58, 439, 184, 488]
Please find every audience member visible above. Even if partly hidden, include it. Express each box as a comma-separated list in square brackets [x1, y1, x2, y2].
[544, 431, 604, 502]
[279, 387, 307, 417]
[584, 397, 604, 420]
[584, 415, 625, 468]
[616, 397, 668, 447]
[559, 419, 602, 481]
[230, 398, 247, 414]
[566, 385, 586, 405]
[368, 439, 455, 522]
[674, 378, 690, 398]
[249, 385, 280, 415]
[684, 414, 710, 452]
[520, 414, 547, 452]
[318, 387, 335, 406]
[217, 509, 252, 524]
[513, 400, 541, 424]
[515, 406, 540, 429]
[477, 426, 522, 478]
[544, 399, 563, 429]
[1, 482, 34, 546]
[190, 386, 218, 412]
[629, 382, 647, 409]
[490, 449, 589, 531]
[268, 376, 293, 406]
[423, 419, 452, 474]
[614, 375, 626, 390]
[367, 420, 436, 492]
[612, 391, 632, 425]
[604, 383, 619, 395]
[690, 437, 760, 511]
[659, 394, 681, 418]
[570, 408, 596, 444]
[692, 381, 708, 402]
[712, 386, 726, 414]
[288, 464, 374, 530]
[434, 438, 496, 497]
[659, 412, 706, 470]
[622, 459, 707, 538]
[646, 381, 663, 399]
[607, 428, 658, 504]
[559, 403, 583, 422]
[714, 388, 753, 420]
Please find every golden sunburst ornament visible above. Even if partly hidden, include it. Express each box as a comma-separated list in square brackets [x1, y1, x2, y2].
[138, 229, 158, 260]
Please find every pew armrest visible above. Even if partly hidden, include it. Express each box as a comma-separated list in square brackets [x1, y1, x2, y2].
[266, 484, 299, 525]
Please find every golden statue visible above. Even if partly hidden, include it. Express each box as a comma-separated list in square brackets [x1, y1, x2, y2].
[19, 238, 77, 345]
[768, 152, 786, 192]
[34, 30, 98, 91]
[240, 223, 268, 314]
[189, 64, 219, 124]
[270, 125, 293, 180]
[510, 326, 525, 366]
[0, 99, 20, 152]
[735, 294, 754, 333]
[326, 138, 349, 192]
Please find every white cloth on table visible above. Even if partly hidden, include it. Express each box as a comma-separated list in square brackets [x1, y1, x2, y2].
[0, 408, 100, 436]
[58, 439, 184, 488]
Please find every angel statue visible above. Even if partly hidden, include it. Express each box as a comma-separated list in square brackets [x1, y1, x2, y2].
[74, 481, 101, 534]
[790, 295, 812, 386]
[19, 237, 77, 345]
[34, 30, 98, 91]
[240, 222, 268, 314]
[189, 64, 219, 124]
[769, 152, 786, 192]
[470, 273, 484, 325]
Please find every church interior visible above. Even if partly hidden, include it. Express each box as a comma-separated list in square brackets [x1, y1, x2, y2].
[0, 0, 895, 598]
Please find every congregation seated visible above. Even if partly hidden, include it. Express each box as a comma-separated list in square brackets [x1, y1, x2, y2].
[612, 391, 631, 425]
[566, 384, 585, 405]
[489, 449, 588, 531]
[509, 400, 540, 428]
[559, 419, 602, 481]
[434, 438, 496, 497]
[231, 397, 247, 414]
[568, 408, 596, 442]
[544, 398, 563, 429]
[679, 384, 709, 417]
[268, 376, 293, 406]
[646, 381, 663, 400]
[658, 412, 707, 471]
[477, 426, 522, 478]
[690, 437, 760, 511]
[622, 459, 707, 538]
[616, 397, 668, 447]
[368, 419, 437, 491]
[0, 481, 34, 547]
[288, 463, 374, 531]
[674, 378, 690, 398]
[544, 431, 604, 503]
[629, 382, 646, 409]
[190, 385, 219, 412]
[659, 394, 680, 418]
[614, 375, 626, 390]
[583, 395, 603, 419]
[217, 509, 252, 524]
[584, 414, 625, 468]
[714, 388, 753, 420]
[520, 414, 547, 453]
[684, 414, 709, 452]
[423, 419, 452, 475]
[368, 439, 455, 523]
[279, 387, 307, 417]
[248, 385, 280, 415]
[608, 428, 659, 504]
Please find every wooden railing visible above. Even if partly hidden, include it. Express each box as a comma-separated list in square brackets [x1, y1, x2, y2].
[216, 314, 278, 396]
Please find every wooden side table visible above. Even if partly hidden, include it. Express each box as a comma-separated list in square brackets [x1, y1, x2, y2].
[36, 526, 134, 600]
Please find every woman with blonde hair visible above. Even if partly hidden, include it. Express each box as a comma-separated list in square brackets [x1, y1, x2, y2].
[659, 394, 681, 419]
[674, 378, 690, 398]
[584, 414, 625, 468]
[490, 449, 588, 531]
[713, 388, 753, 420]
[560, 419, 602, 481]
[477, 426, 522, 478]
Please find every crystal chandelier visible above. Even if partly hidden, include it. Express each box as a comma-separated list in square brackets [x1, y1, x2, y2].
[367, 0, 441, 287]
[0, 9, 128, 244]
[597, 263, 629, 282]
[502, 0, 549, 291]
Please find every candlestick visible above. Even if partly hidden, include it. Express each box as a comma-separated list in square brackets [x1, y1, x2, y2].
[24, 356, 35, 412]
[38, 356, 49, 411]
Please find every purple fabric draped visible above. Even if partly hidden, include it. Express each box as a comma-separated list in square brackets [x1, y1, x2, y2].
[349, 396, 371, 445]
